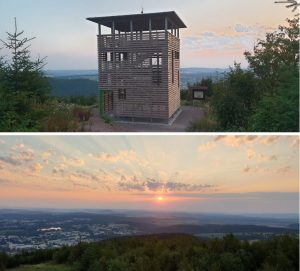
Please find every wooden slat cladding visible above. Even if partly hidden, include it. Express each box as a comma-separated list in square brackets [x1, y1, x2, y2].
[167, 33, 181, 118]
[98, 31, 181, 121]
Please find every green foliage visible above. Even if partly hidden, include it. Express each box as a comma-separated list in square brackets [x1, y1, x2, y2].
[41, 101, 78, 132]
[2, 234, 298, 271]
[191, 16, 299, 132]
[210, 63, 259, 131]
[249, 66, 299, 132]
[0, 19, 50, 131]
[244, 18, 299, 93]
[56, 96, 97, 107]
[187, 115, 219, 132]
[101, 113, 112, 124]
[180, 89, 192, 102]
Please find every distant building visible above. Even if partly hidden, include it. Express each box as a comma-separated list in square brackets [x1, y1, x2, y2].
[87, 11, 187, 123]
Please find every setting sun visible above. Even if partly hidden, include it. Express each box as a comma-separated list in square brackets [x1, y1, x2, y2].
[157, 197, 164, 202]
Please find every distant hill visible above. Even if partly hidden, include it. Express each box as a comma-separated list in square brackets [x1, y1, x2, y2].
[45, 67, 229, 96]
[45, 68, 228, 78]
[46, 70, 98, 78]
[49, 78, 98, 97]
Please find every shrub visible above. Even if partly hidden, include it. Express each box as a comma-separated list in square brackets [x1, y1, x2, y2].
[42, 101, 77, 132]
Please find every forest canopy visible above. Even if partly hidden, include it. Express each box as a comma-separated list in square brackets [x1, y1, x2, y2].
[0, 234, 299, 271]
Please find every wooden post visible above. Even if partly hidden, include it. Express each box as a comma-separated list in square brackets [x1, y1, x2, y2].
[98, 24, 101, 36]
[98, 24, 104, 116]
[112, 20, 115, 35]
[130, 20, 133, 41]
[165, 17, 168, 39]
[149, 18, 152, 40]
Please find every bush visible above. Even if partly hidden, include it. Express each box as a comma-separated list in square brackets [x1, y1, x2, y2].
[249, 67, 299, 132]
[42, 101, 77, 132]
[73, 106, 92, 122]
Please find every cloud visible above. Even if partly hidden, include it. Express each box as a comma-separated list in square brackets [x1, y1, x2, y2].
[198, 142, 216, 152]
[260, 136, 280, 146]
[243, 166, 252, 173]
[9, 147, 35, 162]
[247, 149, 277, 162]
[0, 178, 11, 185]
[258, 154, 277, 162]
[0, 156, 22, 166]
[215, 135, 258, 147]
[247, 148, 256, 160]
[61, 156, 85, 167]
[243, 165, 290, 174]
[90, 150, 138, 164]
[41, 150, 55, 163]
[276, 166, 292, 174]
[52, 163, 67, 175]
[183, 24, 274, 53]
[11, 143, 25, 150]
[30, 163, 43, 174]
[290, 138, 299, 148]
[68, 170, 103, 183]
[118, 177, 216, 193]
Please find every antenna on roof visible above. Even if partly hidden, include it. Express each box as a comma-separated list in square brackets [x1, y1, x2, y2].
[141, 6, 144, 14]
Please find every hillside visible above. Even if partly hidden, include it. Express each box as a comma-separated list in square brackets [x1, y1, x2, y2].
[49, 78, 98, 97]
[45, 67, 228, 97]
[2, 234, 299, 271]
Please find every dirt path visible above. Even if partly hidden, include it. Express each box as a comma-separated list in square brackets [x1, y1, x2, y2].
[85, 106, 204, 132]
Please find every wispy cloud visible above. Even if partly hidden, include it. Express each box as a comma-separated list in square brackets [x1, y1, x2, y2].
[183, 24, 275, 53]
[243, 165, 291, 174]
[198, 142, 216, 152]
[30, 163, 43, 174]
[260, 136, 280, 146]
[0, 156, 22, 166]
[61, 156, 85, 167]
[118, 177, 216, 193]
[246, 148, 277, 162]
[291, 138, 299, 148]
[90, 150, 138, 164]
[0, 178, 11, 185]
[214, 135, 258, 147]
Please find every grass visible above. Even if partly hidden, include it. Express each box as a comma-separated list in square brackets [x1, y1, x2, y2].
[10, 263, 72, 271]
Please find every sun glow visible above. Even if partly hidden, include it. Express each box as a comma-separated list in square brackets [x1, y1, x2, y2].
[157, 196, 164, 202]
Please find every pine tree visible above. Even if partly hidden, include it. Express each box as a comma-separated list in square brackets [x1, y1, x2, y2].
[0, 18, 50, 131]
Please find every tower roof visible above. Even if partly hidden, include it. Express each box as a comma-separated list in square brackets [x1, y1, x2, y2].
[87, 11, 187, 32]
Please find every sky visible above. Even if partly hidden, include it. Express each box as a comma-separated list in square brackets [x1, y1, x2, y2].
[0, 135, 298, 214]
[0, 0, 293, 69]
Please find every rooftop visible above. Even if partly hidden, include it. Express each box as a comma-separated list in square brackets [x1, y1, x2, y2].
[87, 11, 187, 32]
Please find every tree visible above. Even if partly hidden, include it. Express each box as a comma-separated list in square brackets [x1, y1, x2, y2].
[249, 66, 299, 131]
[244, 17, 299, 131]
[244, 17, 299, 93]
[0, 18, 50, 131]
[210, 63, 259, 131]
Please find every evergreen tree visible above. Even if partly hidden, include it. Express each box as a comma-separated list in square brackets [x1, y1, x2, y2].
[0, 18, 50, 131]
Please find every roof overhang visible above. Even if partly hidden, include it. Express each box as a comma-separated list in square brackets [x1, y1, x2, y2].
[87, 11, 187, 32]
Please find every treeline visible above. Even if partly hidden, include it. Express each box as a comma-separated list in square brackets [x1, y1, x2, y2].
[49, 78, 98, 97]
[0, 234, 299, 271]
[188, 17, 299, 132]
